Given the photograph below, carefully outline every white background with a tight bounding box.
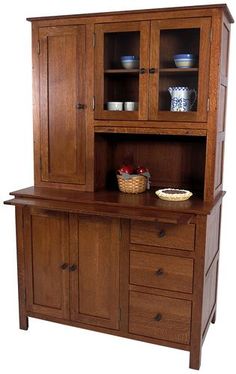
[0,0,235,373]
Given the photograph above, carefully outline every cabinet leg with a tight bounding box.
[211,310,216,324]
[189,347,202,370]
[19,314,29,330]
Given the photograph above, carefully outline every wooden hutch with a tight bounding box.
[5,4,233,370]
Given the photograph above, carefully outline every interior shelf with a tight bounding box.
[159,68,199,74]
[104,69,140,74]
[95,133,206,196]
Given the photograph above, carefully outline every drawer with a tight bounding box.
[129,291,191,345]
[130,220,195,251]
[130,251,193,293]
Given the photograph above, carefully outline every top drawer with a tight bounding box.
[130,220,195,251]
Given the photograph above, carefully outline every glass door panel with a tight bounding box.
[95,22,150,120]
[149,18,211,122]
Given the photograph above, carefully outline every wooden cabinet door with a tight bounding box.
[149,18,211,122]
[94,21,150,120]
[70,215,120,330]
[39,26,86,185]
[24,208,70,319]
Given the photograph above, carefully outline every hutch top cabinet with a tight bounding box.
[5,4,233,371]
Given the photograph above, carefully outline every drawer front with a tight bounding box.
[130,221,195,251]
[129,291,191,344]
[130,251,193,293]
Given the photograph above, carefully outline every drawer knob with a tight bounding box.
[60,263,68,270]
[154,313,162,322]
[69,264,77,272]
[156,268,164,276]
[159,229,166,238]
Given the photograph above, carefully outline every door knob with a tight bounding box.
[69,264,77,272]
[76,103,86,110]
[139,68,146,74]
[149,67,157,74]
[60,263,68,270]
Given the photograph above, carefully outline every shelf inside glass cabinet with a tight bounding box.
[157,27,200,113]
[103,31,140,112]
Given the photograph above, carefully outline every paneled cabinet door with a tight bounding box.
[24,208,70,319]
[70,215,120,330]
[39,26,86,185]
[94,21,150,120]
[149,17,211,122]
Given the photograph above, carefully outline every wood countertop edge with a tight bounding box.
[5,189,226,216]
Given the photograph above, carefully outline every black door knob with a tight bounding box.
[149,67,157,74]
[60,263,68,270]
[69,264,77,272]
[76,103,86,110]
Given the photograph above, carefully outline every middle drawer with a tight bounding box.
[130,250,194,293]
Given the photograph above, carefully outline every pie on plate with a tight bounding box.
[155,188,193,201]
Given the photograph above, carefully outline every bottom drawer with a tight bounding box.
[129,291,191,345]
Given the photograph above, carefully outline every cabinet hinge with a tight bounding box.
[37,40,40,55]
[92,96,95,111]
[207,98,210,112]
[93,33,96,48]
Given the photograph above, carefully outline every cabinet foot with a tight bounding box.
[211,311,216,324]
[19,315,29,330]
[189,349,201,370]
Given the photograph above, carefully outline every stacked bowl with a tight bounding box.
[174,54,195,68]
[121,55,139,69]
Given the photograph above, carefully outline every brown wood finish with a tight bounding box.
[39,26,86,186]
[24,208,70,319]
[130,251,194,293]
[5,4,233,371]
[8,186,225,216]
[130,220,195,251]
[118,219,130,333]
[70,214,120,329]
[149,18,211,122]
[189,214,207,370]
[214,13,231,198]
[15,207,29,330]
[26,5,233,27]
[94,133,206,193]
[129,291,192,344]
[95,21,150,120]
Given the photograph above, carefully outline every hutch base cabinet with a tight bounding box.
[5,4,233,370]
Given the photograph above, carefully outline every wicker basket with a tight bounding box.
[117,174,147,194]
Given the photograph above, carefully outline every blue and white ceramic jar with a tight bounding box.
[168,86,197,112]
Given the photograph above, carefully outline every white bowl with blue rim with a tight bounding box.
[121,56,139,69]
[174,54,195,68]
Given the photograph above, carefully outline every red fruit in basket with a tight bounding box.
[118,164,134,174]
[136,166,148,174]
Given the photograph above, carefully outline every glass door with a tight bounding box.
[95,21,150,120]
[149,18,211,122]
